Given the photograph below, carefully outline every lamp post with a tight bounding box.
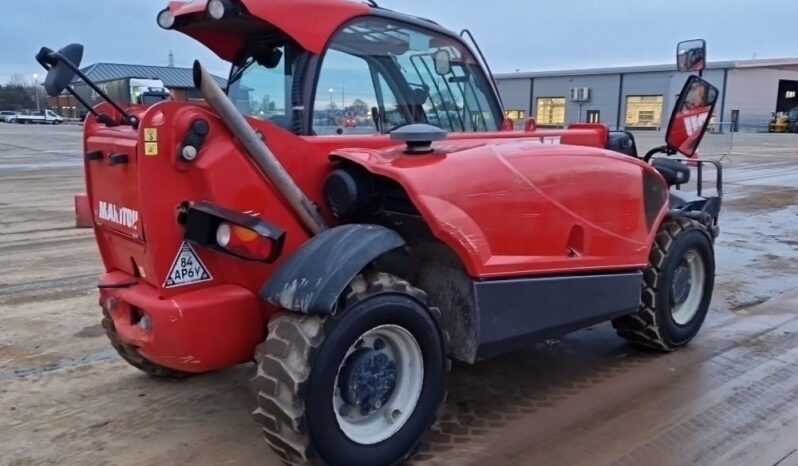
[32,73,40,112]
[328,88,334,109]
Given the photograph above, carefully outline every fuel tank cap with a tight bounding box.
[389,124,448,155]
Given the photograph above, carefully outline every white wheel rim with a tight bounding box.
[333,324,424,445]
[670,249,706,325]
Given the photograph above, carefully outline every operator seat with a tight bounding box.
[652,158,691,186]
[410,88,430,123]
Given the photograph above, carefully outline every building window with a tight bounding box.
[536,97,566,126]
[505,110,526,120]
[787,90,797,99]
[625,95,664,129]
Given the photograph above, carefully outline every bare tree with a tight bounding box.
[9,74,27,87]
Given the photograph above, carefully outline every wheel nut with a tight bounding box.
[373,338,386,350]
[388,409,402,423]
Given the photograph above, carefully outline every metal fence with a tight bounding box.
[698,122,734,158]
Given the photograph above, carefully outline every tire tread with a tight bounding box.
[251,272,441,465]
[612,217,709,351]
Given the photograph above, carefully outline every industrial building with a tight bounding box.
[496,58,798,132]
[47,63,226,117]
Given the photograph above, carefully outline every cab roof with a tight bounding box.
[168,0,371,60]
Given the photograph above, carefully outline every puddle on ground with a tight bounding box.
[726,187,798,213]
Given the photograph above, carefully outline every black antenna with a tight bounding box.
[460,29,503,110]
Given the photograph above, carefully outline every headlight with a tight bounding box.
[157,8,175,29]
[207,0,226,20]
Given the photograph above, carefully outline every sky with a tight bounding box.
[1,0,796,85]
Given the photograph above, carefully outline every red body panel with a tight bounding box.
[84,98,666,372]
[99,271,262,372]
[334,140,666,278]
[74,193,92,228]
[169,0,369,59]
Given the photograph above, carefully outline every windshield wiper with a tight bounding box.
[228,58,255,87]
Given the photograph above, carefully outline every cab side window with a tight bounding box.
[313,50,408,136]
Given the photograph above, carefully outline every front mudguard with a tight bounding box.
[261,224,405,314]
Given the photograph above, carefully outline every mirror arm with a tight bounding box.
[60,84,117,126]
[643,145,670,163]
[47,51,138,127]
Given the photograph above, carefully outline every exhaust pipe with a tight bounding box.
[193,60,327,236]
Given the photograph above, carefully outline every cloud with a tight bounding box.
[2,0,794,83]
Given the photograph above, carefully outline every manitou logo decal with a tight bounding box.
[98,201,139,229]
[684,112,710,136]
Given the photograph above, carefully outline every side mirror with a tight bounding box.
[677,39,706,73]
[38,43,84,97]
[434,50,452,76]
[666,75,719,157]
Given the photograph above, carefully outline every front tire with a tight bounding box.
[251,272,446,466]
[613,217,715,350]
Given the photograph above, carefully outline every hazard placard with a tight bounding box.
[164,242,212,288]
[144,142,159,157]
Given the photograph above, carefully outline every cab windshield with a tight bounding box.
[314,18,502,135]
[226,18,502,135]
[227,40,298,130]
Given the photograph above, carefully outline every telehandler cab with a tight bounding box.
[37,2,722,464]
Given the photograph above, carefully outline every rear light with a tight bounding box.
[183,202,286,263]
[216,223,232,247]
[215,222,277,261]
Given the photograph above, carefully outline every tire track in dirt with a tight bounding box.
[0,235,93,256]
[415,311,798,465]
[0,274,98,305]
[612,341,798,465]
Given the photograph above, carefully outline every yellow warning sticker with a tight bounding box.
[144,142,159,157]
[144,128,158,142]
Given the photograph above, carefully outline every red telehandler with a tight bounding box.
[36,3,722,464]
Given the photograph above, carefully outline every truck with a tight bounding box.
[36,1,723,465]
[71,78,171,118]
[14,109,64,125]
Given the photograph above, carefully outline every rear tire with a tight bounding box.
[612,217,715,351]
[101,307,193,379]
[251,272,446,466]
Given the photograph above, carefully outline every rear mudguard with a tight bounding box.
[262,224,405,314]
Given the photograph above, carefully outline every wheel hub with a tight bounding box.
[339,346,397,416]
[671,263,693,306]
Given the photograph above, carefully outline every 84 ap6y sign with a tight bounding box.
[164,242,213,288]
